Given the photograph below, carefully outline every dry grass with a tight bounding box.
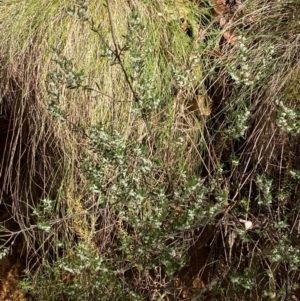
[0,0,300,300]
[0,0,200,234]
[0,0,206,297]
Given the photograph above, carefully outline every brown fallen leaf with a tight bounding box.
[196,94,212,116]
[174,277,182,288]
[182,289,193,299]
[219,16,228,28]
[192,277,205,289]
[223,30,238,45]
[211,0,226,15]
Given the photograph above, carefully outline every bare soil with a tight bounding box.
[0,213,26,301]
[0,117,26,301]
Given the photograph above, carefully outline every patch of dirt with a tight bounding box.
[0,256,26,301]
[0,209,27,301]
[175,228,214,300]
[0,116,27,301]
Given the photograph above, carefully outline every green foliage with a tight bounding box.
[4,0,300,300]
[20,1,215,300]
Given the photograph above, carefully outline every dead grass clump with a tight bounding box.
[194,0,300,299]
[0,0,208,299]
[1,0,300,300]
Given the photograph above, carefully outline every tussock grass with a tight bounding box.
[197,0,300,299]
[0,0,198,201]
[0,0,204,293]
[1,0,300,300]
